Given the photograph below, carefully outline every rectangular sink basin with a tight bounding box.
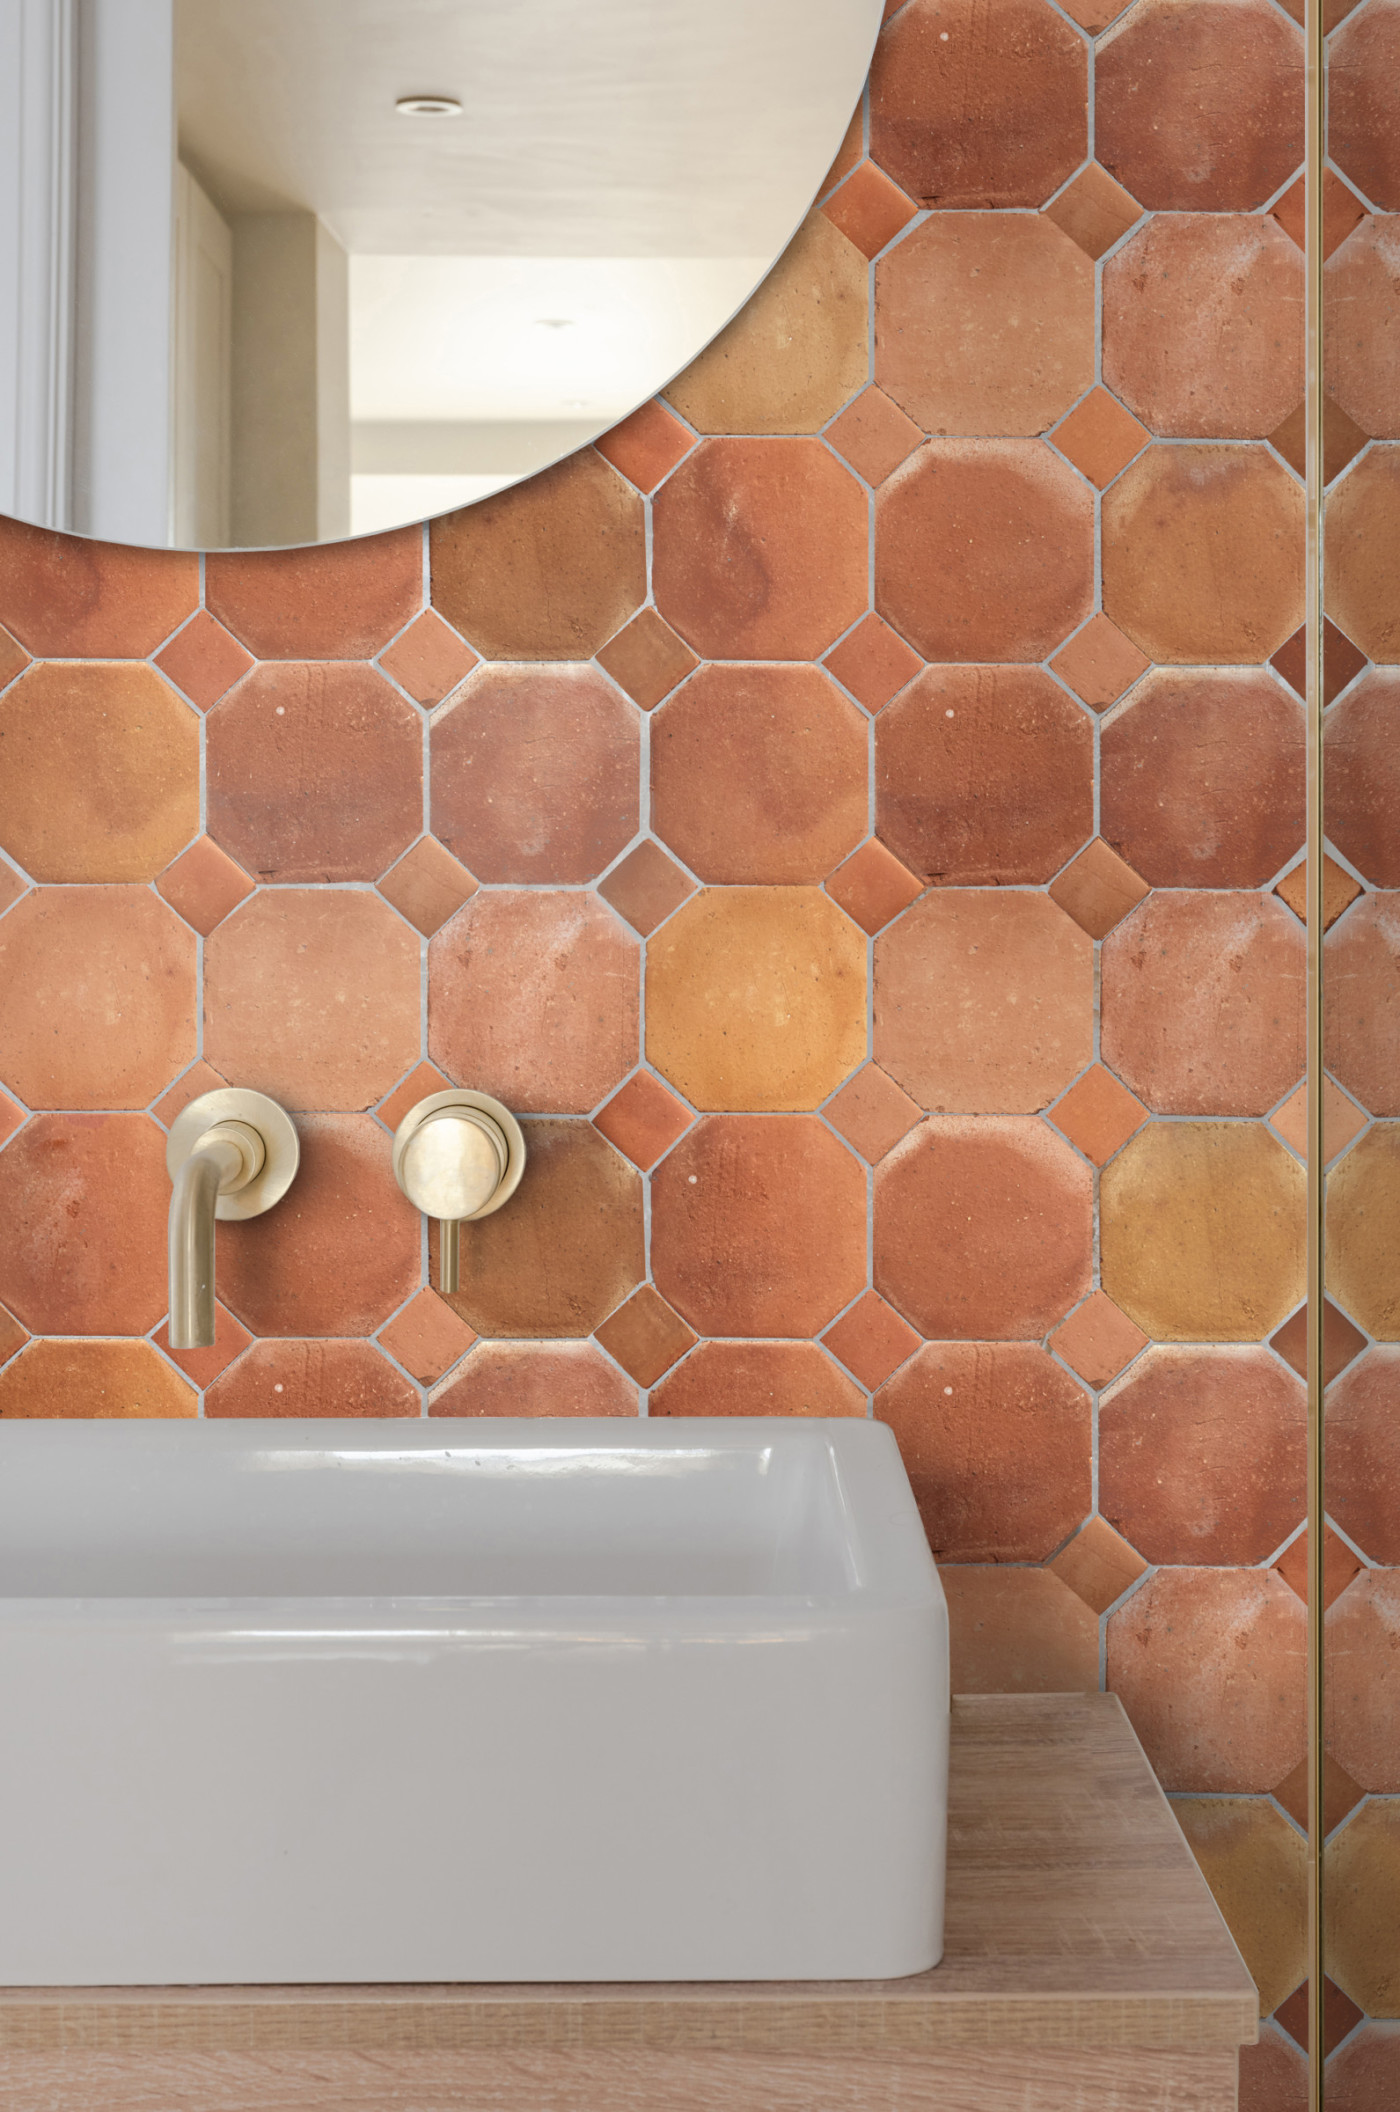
[0,1417,948,1985]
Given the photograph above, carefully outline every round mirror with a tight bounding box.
[0,0,880,551]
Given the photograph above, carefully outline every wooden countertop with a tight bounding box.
[0,1694,1257,2058]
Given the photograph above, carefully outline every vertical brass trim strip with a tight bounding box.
[1304,0,1325,2097]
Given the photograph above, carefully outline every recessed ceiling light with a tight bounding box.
[534,317,574,330]
[395,95,462,116]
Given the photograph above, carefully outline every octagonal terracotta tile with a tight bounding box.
[1327,1123,1400,1335]
[0,518,197,658]
[940,1567,1099,1694]
[1328,0,1400,210]
[1326,1573,1400,1794]
[1173,1800,1307,2017]
[650,1340,864,1418]
[431,1339,636,1417]
[1326,669,1400,883]
[1326,448,1400,661]
[205,528,422,660]
[1326,1347,1400,1563]
[0,1338,196,1419]
[0,1113,169,1334]
[1326,218,1400,439]
[206,1339,417,1419]
[1327,2023,1400,2112]
[1326,1803,1400,2020]
[1326,893,1400,1115]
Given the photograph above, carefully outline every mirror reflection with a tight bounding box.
[0,0,878,550]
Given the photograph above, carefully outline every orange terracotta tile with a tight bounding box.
[1050,1292,1149,1388]
[1104,444,1305,663]
[207,662,422,883]
[653,438,867,660]
[1273,1976,1364,2058]
[877,441,1094,661]
[1269,1077,1367,1161]
[0,663,199,882]
[664,214,868,438]
[1330,0,1400,210]
[823,613,923,710]
[1271,168,1367,259]
[0,1113,168,1333]
[1042,163,1143,260]
[824,389,924,488]
[875,1117,1092,1338]
[596,608,698,712]
[1095,0,1304,211]
[1050,387,1150,488]
[1326,1804,1400,2015]
[1174,1800,1307,2018]
[1328,1124,1400,1334]
[0,1303,29,1368]
[651,1115,866,1337]
[218,1114,419,1337]
[155,837,254,936]
[652,665,866,884]
[876,665,1093,881]
[377,837,478,936]
[205,889,419,1112]
[650,1340,864,1419]
[431,1123,643,1340]
[431,1339,636,1417]
[151,1061,228,1129]
[881,1342,1091,1561]
[1103,668,1306,888]
[1047,837,1150,940]
[430,451,645,658]
[1272,1525,1364,1610]
[1101,1346,1306,1564]
[1326,1573,1400,1793]
[1269,395,1369,485]
[0,623,30,691]
[1270,1297,1367,1386]
[1328,2023,1400,2111]
[1326,447,1400,660]
[0,517,197,657]
[645,888,866,1113]
[0,887,195,1110]
[592,1071,693,1170]
[377,1289,477,1385]
[1327,1348,1400,1564]
[870,0,1087,209]
[826,840,923,935]
[375,1062,452,1137]
[206,1339,417,1418]
[1326,670,1400,885]
[876,213,1093,438]
[204,527,422,659]
[1272,1752,1363,1837]
[594,1285,696,1387]
[823,1064,922,1164]
[875,891,1093,1114]
[0,860,27,918]
[1270,618,1368,706]
[432,665,638,884]
[0,1338,196,1419]
[1103,892,1305,1116]
[1049,1064,1147,1166]
[1050,616,1150,710]
[152,1301,252,1389]
[0,1089,25,1150]
[1104,215,1305,439]
[1048,1515,1148,1615]
[430,890,638,1114]
[1108,1568,1306,1790]
[940,1567,1098,1694]
[821,159,918,258]
[1102,1122,1306,1341]
[593,400,695,493]
[377,609,478,705]
[823,1292,921,1390]
[1325,896,1400,1116]
[153,610,253,709]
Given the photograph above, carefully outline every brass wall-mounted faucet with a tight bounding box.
[166,1089,300,1349]
[392,1090,525,1294]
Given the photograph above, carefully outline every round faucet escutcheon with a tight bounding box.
[391,1090,526,1295]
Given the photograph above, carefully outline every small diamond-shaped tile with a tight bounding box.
[1052,388,1149,488]
[0,1087,26,1150]
[1269,1077,1367,1161]
[595,1285,696,1386]
[152,1061,228,1129]
[154,609,254,710]
[0,1301,29,1367]
[823,1292,920,1390]
[1269,397,1368,485]
[1271,168,1367,259]
[596,607,698,710]
[1048,1516,1147,1614]
[1051,615,1150,710]
[823,1064,921,1163]
[153,1301,251,1389]
[156,836,255,936]
[1050,1065,1147,1165]
[376,1061,452,1135]
[597,840,695,935]
[1273,1978,1365,2058]
[1269,1298,1367,1386]
[378,610,478,705]
[0,859,28,917]
[379,1289,477,1384]
[820,160,918,259]
[594,1070,692,1169]
[1269,621,1368,706]
[378,836,478,936]
[1048,837,1149,940]
[595,400,694,493]
[825,389,924,488]
[824,613,922,710]
[826,840,922,934]
[1273,1753,1364,1838]
[1273,1525,1364,1611]
[1273,854,1363,931]
[0,624,30,691]
[1050,1291,1148,1388]
[1043,164,1142,261]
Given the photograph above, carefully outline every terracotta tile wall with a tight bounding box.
[1320,0,1400,2098]
[0,0,1371,2081]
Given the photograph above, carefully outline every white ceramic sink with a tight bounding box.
[0,1417,948,1985]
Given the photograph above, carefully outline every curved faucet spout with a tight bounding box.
[167,1126,263,1350]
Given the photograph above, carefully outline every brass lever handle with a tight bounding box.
[391,1091,526,1294]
